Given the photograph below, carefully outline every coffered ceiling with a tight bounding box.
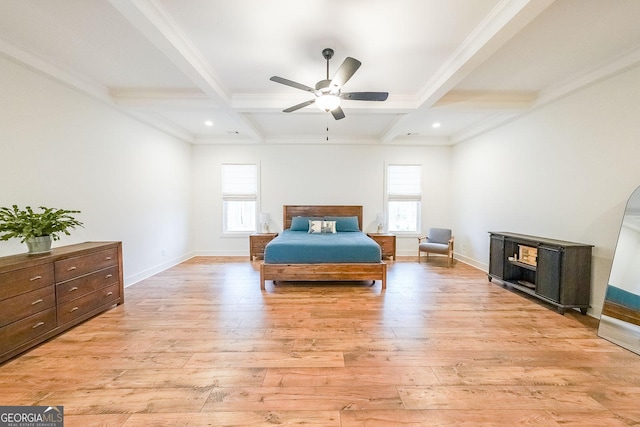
[1,0,639,145]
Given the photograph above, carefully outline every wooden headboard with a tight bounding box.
[282,205,363,230]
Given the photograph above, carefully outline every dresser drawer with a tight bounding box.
[377,239,394,252]
[57,283,120,325]
[55,248,118,282]
[367,233,396,259]
[56,265,119,304]
[0,285,55,328]
[0,264,54,301]
[0,308,56,354]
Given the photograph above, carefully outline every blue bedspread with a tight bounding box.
[264,230,381,263]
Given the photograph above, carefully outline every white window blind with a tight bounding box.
[222,164,257,233]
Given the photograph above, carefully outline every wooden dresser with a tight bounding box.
[0,242,123,364]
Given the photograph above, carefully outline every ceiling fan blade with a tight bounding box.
[270,76,317,93]
[283,99,316,113]
[340,92,389,101]
[331,106,345,120]
[330,57,361,88]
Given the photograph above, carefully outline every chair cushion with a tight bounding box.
[419,242,450,254]
[428,228,451,244]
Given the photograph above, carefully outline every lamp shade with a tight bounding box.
[376,213,385,233]
[260,213,271,233]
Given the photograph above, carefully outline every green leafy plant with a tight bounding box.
[0,205,84,243]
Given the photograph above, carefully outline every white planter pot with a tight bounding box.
[26,235,52,254]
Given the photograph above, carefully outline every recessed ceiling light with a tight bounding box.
[432,122,441,128]
[204,120,214,127]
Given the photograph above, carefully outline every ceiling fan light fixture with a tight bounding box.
[316,94,341,112]
[270,48,387,119]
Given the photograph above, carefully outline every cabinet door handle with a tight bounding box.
[31,299,44,305]
[30,275,42,281]
[69,307,79,313]
[106,274,113,279]
[67,266,77,271]
[32,322,45,329]
[69,287,78,292]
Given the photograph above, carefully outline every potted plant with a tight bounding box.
[0,205,84,254]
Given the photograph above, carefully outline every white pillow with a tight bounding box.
[308,220,336,234]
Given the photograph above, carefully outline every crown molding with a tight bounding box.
[534,44,640,109]
[451,45,640,144]
[0,34,111,103]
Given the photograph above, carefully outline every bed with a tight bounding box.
[259,205,387,290]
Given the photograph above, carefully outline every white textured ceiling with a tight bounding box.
[0,0,639,145]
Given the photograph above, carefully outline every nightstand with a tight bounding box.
[250,233,278,260]
[367,233,396,260]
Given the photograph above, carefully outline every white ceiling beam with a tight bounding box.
[107,0,264,142]
[381,0,555,143]
[434,90,536,110]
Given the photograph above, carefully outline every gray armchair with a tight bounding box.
[418,228,454,267]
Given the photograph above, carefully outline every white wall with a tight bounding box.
[0,56,194,285]
[451,65,640,316]
[192,143,452,256]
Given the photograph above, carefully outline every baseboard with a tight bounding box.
[194,250,247,257]
[453,253,488,272]
[124,251,196,287]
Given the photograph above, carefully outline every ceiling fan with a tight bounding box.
[270,48,389,120]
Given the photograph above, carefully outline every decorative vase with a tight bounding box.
[26,235,52,254]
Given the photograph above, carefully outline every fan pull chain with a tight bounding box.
[326,115,330,141]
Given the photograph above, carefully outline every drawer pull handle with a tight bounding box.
[106,292,113,296]
[32,322,45,329]
[69,287,78,292]
[106,256,112,260]
[106,274,113,279]
[30,275,42,281]
[31,299,44,305]
[70,307,79,313]
[67,266,77,271]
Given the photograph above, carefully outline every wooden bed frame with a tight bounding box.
[259,205,387,290]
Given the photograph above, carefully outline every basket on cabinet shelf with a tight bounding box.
[518,245,538,266]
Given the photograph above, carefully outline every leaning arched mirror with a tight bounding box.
[598,186,640,355]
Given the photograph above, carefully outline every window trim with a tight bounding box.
[221,163,259,235]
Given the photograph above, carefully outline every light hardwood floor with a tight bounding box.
[1,257,640,426]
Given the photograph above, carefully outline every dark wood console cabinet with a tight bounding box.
[488,232,592,314]
[0,241,123,364]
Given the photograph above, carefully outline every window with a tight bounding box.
[222,164,257,233]
[386,164,421,233]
